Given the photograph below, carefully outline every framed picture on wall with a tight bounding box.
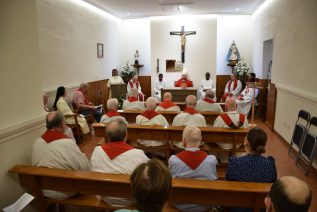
[97,43,103,58]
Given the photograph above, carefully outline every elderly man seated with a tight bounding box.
[122,88,145,111]
[195,90,223,112]
[136,97,169,148]
[127,75,144,101]
[155,92,181,112]
[32,111,90,200]
[90,119,149,207]
[169,125,217,212]
[100,98,127,124]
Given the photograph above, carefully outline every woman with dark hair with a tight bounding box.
[226,127,277,212]
[54,86,90,135]
[116,159,172,212]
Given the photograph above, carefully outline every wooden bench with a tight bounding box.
[118,110,221,124]
[9,165,271,212]
[92,123,248,158]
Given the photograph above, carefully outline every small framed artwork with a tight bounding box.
[97,43,103,58]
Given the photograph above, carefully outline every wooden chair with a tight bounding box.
[64,114,82,143]
[72,102,95,125]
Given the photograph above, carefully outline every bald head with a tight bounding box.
[46,111,64,130]
[129,88,138,98]
[225,97,237,112]
[163,92,172,101]
[106,119,127,142]
[182,125,202,147]
[107,98,119,110]
[268,176,311,212]
[185,95,197,108]
[146,97,157,110]
[205,90,215,99]
[132,75,138,82]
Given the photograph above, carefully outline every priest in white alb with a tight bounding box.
[198,72,215,99]
[155,92,181,112]
[122,88,145,111]
[107,69,124,98]
[195,90,223,113]
[154,73,166,102]
[221,74,242,101]
[100,98,127,124]
[127,75,144,101]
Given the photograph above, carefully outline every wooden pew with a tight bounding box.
[9,165,271,212]
[118,110,221,124]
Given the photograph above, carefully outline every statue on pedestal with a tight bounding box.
[134,50,139,65]
[226,41,241,67]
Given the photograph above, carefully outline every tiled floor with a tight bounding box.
[79,118,317,211]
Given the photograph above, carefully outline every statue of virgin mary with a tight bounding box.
[226,40,241,66]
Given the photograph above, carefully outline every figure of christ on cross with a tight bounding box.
[170,26,196,63]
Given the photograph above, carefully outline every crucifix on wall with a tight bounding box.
[170,26,196,63]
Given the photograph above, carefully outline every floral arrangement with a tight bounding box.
[234,59,250,78]
[117,94,126,110]
[120,61,135,82]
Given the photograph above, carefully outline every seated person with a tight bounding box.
[136,97,169,147]
[169,125,217,212]
[154,73,166,102]
[53,86,90,134]
[221,74,242,101]
[115,159,172,212]
[155,92,181,112]
[31,111,90,200]
[107,69,124,98]
[122,88,145,111]
[226,127,277,212]
[175,72,193,88]
[100,98,127,124]
[127,75,144,101]
[265,176,312,212]
[72,82,102,122]
[195,90,223,112]
[172,95,207,127]
[90,119,149,207]
[199,72,215,99]
[214,97,248,150]
[236,73,258,116]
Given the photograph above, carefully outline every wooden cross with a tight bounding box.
[170,26,196,63]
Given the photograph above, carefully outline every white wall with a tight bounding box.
[0,0,45,210]
[37,0,122,91]
[252,0,317,164]
[150,15,217,92]
[216,15,252,75]
[119,19,151,76]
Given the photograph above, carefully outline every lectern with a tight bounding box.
[111,84,127,99]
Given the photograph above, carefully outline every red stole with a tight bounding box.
[176,150,208,170]
[106,110,120,117]
[41,130,68,143]
[127,97,138,102]
[238,85,249,100]
[101,141,134,160]
[228,79,238,92]
[220,113,245,129]
[128,80,139,89]
[159,100,177,109]
[175,78,193,87]
[184,107,198,115]
[77,88,89,104]
[141,110,160,120]
[202,98,215,104]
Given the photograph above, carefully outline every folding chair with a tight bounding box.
[296,117,317,175]
[288,110,310,160]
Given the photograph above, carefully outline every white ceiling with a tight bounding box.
[84,0,266,19]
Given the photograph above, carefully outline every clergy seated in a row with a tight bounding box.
[236,73,258,116]
[221,74,242,102]
[155,92,181,112]
[53,86,90,135]
[195,90,223,112]
[127,75,144,101]
[198,72,215,99]
[136,97,168,153]
[100,98,127,124]
[90,119,149,207]
[169,125,217,212]
[122,88,145,111]
[175,73,193,88]
[31,111,90,200]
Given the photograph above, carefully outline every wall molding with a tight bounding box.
[0,115,46,144]
[276,84,317,106]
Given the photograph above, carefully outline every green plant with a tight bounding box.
[117,94,126,110]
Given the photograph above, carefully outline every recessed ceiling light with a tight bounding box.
[127,12,130,15]
[236,8,240,11]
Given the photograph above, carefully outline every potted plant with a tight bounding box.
[120,61,135,83]
[234,59,250,83]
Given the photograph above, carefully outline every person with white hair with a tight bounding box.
[127,75,144,101]
[175,71,193,88]
[100,98,127,124]
[198,72,215,99]
[122,88,145,111]
[172,95,207,127]
[195,90,223,112]
[155,92,181,112]
[168,125,217,212]
[136,97,168,147]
